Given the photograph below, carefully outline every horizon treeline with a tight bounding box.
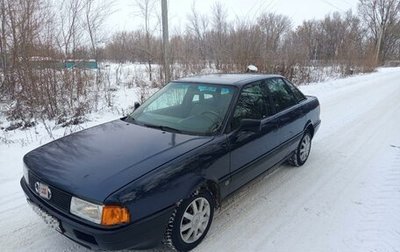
[0,0,399,125]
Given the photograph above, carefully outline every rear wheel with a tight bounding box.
[165,191,214,251]
[289,131,312,167]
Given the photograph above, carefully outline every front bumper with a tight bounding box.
[21,178,174,250]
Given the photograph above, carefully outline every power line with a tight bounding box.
[268,0,280,13]
[253,0,278,18]
[245,0,264,17]
[339,0,355,8]
[319,0,345,12]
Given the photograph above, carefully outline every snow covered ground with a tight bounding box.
[1,68,400,251]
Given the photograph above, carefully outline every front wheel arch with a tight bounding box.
[185,179,221,209]
[164,190,215,251]
[199,180,221,209]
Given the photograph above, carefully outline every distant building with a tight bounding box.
[28,57,98,69]
[64,59,98,69]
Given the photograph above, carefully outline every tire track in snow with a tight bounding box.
[352,147,400,252]
[337,92,400,252]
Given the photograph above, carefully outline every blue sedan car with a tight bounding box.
[21,74,320,251]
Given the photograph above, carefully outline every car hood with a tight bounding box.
[24,119,212,202]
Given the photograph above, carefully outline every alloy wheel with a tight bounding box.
[179,197,211,244]
[299,134,311,162]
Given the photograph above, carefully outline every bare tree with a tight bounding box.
[257,13,292,54]
[134,0,159,81]
[83,0,110,60]
[229,19,263,71]
[358,0,400,64]
[187,2,209,65]
[257,12,292,72]
[210,2,229,70]
[56,0,84,58]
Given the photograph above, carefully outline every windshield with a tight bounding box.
[129,82,236,135]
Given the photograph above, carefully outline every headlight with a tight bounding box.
[70,197,103,224]
[70,197,130,226]
[23,163,29,184]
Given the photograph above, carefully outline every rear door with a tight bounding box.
[266,78,306,159]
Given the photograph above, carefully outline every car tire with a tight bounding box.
[289,131,312,167]
[164,191,214,251]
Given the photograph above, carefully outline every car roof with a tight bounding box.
[173,74,283,86]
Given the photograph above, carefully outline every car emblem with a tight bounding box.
[34,182,52,200]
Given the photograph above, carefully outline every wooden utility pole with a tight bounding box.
[161,0,170,84]
[375,25,384,65]
[1,0,7,83]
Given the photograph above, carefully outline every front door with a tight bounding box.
[226,81,280,193]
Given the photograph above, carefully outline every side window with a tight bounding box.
[283,79,306,102]
[266,78,298,113]
[231,82,272,130]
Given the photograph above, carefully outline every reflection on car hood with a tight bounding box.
[24,119,212,202]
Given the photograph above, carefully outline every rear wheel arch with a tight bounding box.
[289,128,313,167]
[304,121,315,138]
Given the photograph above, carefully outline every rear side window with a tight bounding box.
[266,78,298,113]
[283,79,306,102]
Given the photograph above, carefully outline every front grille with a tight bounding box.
[28,172,72,213]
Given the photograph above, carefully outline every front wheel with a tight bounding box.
[165,191,214,251]
[289,131,312,167]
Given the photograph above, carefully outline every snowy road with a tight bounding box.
[1,68,400,251]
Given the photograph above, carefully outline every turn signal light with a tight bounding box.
[101,205,130,226]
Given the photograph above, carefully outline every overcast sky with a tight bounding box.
[106,0,360,33]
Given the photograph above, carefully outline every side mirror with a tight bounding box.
[239,119,261,132]
[134,102,141,110]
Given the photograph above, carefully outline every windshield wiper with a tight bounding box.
[143,124,183,133]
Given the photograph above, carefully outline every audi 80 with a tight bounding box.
[21,74,320,251]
